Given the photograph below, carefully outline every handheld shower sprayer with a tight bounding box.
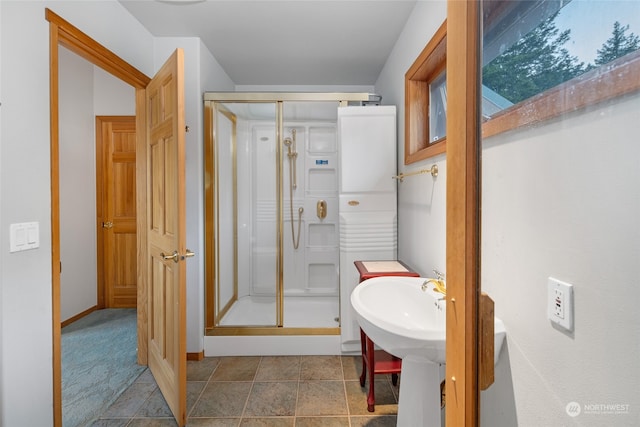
[285,129,298,189]
[285,128,303,249]
[284,136,292,150]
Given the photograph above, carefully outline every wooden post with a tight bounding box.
[445,0,482,425]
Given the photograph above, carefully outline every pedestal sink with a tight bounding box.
[351,276,506,426]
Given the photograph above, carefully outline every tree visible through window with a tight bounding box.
[482,1,640,113]
[594,21,640,66]
[483,12,585,104]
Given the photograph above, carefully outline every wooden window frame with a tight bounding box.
[404,20,447,164]
[409,2,640,165]
[482,49,640,138]
[480,0,640,138]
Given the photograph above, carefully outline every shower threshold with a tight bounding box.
[205,296,343,355]
[216,295,340,329]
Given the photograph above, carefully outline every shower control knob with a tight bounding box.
[317,200,327,219]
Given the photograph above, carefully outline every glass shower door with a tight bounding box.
[212,102,279,327]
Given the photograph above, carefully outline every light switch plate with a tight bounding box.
[10,222,39,253]
[548,277,574,331]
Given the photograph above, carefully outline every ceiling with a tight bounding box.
[118,0,417,86]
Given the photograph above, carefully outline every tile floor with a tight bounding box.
[91,355,398,426]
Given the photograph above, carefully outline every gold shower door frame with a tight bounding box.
[207,103,239,327]
[204,92,369,336]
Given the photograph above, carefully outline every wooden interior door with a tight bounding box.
[145,49,187,426]
[97,116,137,308]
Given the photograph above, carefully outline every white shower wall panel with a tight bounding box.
[305,197,338,247]
[244,121,339,298]
[307,167,338,193]
[308,126,337,152]
[306,129,337,195]
[303,124,339,296]
[305,248,339,294]
[249,125,278,296]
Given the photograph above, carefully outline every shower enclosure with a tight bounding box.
[204,93,372,336]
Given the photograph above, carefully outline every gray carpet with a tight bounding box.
[62,308,145,427]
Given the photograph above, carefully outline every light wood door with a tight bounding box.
[145,49,187,426]
[97,116,137,308]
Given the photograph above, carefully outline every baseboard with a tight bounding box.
[61,305,98,327]
[187,351,204,361]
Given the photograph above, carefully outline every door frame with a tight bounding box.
[445,1,482,425]
[46,9,150,427]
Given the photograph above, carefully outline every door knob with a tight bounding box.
[317,200,327,219]
[161,251,179,263]
[181,249,195,260]
[102,221,113,229]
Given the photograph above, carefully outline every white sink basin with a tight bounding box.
[351,276,506,426]
[350,275,506,363]
[351,275,447,362]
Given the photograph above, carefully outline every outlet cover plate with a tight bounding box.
[548,277,573,331]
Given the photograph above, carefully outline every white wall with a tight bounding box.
[94,66,136,116]
[1,3,236,422]
[58,47,136,322]
[481,93,640,426]
[376,1,640,425]
[59,46,97,321]
[0,2,154,424]
[375,1,448,277]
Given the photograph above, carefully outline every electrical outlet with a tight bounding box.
[548,277,573,331]
[554,288,564,318]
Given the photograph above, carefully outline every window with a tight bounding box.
[481,0,640,137]
[429,71,447,143]
[404,20,447,164]
[405,2,639,160]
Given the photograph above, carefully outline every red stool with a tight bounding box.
[354,260,420,412]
